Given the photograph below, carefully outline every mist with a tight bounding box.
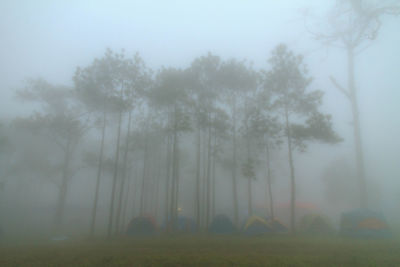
[0,1,400,265]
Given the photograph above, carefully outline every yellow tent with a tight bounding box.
[243,215,273,235]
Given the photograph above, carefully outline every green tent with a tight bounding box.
[243,216,273,235]
[299,214,334,234]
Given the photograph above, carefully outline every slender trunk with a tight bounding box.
[206,114,212,228]
[170,107,178,230]
[170,133,177,230]
[201,129,207,229]
[115,109,132,234]
[195,125,201,230]
[139,124,148,216]
[54,135,72,228]
[245,105,253,217]
[107,110,123,238]
[131,162,138,218]
[265,141,274,219]
[165,132,172,230]
[231,95,239,226]
[211,131,217,219]
[174,133,180,228]
[89,109,107,237]
[247,170,252,217]
[154,155,161,220]
[348,46,367,208]
[285,108,296,234]
[121,165,133,231]
[148,151,156,215]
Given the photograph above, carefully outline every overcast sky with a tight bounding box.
[1,0,399,216]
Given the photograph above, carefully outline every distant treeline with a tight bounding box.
[1,44,341,237]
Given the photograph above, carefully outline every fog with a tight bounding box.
[0,0,399,243]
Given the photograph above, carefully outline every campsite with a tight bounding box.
[1,0,400,266]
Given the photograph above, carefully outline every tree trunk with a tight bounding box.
[245,106,253,217]
[164,132,172,230]
[121,165,133,231]
[265,141,274,219]
[206,114,212,228]
[195,125,201,230]
[131,162,139,218]
[347,46,367,209]
[285,108,296,235]
[173,133,180,229]
[211,131,217,219]
[169,107,178,231]
[231,95,239,226]
[107,110,123,238]
[115,109,132,234]
[139,124,148,216]
[154,155,161,220]
[54,134,72,228]
[89,109,106,237]
[170,132,177,230]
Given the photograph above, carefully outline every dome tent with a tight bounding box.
[243,216,273,235]
[340,209,391,238]
[126,216,157,236]
[267,217,289,233]
[299,214,334,234]
[208,214,236,234]
[163,216,197,232]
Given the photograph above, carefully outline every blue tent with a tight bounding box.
[340,209,391,238]
[209,214,236,234]
[299,214,334,235]
[126,216,157,236]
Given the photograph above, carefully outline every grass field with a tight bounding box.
[1,235,400,266]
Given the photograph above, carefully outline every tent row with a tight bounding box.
[126,209,392,238]
[127,214,288,235]
[126,214,288,236]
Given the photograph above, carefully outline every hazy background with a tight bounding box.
[0,0,399,237]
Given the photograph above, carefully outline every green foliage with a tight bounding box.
[291,113,342,144]
[74,48,151,114]
[265,44,341,151]
[241,157,256,180]
[219,59,257,95]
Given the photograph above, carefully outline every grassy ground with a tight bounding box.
[1,235,400,266]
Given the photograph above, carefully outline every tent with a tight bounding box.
[163,216,197,232]
[299,214,334,234]
[243,216,273,235]
[126,216,157,236]
[208,214,236,234]
[340,209,391,238]
[267,218,289,233]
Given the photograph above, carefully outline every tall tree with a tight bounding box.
[248,76,283,220]
[75,49,116,237]
[240,76,259,217]
[114,53,150,234]
[16,79,87,229]
[265,44,341,234]
[149,68,191,231]
[305,0,400,208]
[189,53,221,229]
[219,59,257,226]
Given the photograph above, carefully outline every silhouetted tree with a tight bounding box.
[219,59,256,226]
[149,68,191,231]
[16,79,88,229]
[305,0,400,208]
[265,44,341,234]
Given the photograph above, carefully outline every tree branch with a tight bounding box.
[329,76,350,100]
